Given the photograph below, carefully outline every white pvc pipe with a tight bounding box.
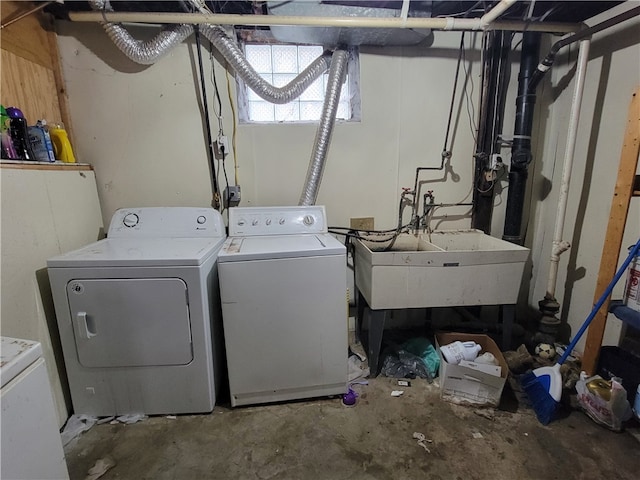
[480,0,517,28]
[67,11,580,33]
[546,38,591,298]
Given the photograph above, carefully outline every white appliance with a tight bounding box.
[1,337,69,480]
[47,207,226,416]
[218,206,348,407]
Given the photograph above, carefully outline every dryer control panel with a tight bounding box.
[229,206,327,236]
[108,207,225,238]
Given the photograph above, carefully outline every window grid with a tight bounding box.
[244,44,352,123]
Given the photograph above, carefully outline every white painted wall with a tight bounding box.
[1,168,103,426]
[56,3,639,352]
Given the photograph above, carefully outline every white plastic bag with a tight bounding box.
[576,372,632,431]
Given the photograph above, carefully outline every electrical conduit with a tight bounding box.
[299,49,348,206]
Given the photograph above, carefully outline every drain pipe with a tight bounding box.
[299,49,349,206]
[502,31,541,245]
[537,38,591,340]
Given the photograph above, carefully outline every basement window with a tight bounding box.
[237,44,360,123]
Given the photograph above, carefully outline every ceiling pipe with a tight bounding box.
[480,0,517,28]
[67,11,580,34]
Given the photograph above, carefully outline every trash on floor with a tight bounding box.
[576,373,632,431]
[436,333,508,407]
[474,408,495,421]
[391,390,404,397]
[412,432,432,453]
[348,354,370,382]
[503,344,534,374]
[61,414,98,446]
[84,457,116,480]
[398,380,411,387]
[471,431,484,439]
[380,337,439,380]
[342,386,358,407]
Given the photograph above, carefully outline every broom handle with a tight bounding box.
[558,238,640,365]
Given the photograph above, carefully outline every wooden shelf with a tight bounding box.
[1,160,92,171]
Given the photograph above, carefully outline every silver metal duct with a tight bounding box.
[299,49,348,206]
[89,2,331,103]
[200,25,331,104]
[89,0,193,65]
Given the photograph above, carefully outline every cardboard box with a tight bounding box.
[436,332,508,407]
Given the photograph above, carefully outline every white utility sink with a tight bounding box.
[354,229,530,310]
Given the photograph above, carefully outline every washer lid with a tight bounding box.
[217,233,345,262]
[47,236,226,268]
[1,337,42,388]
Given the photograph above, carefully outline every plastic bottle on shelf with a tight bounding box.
[28,120,56,162]
[6,107,36,160]
[1,105,18,159]
[48,123,76,163]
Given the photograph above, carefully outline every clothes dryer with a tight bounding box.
[48,207,226,416]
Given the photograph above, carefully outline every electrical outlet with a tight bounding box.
[214,136,229,159]
[224,185,241,208]
[350,217,375,231]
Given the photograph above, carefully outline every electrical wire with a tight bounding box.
[460,33,478,144]
[194,25,220,208]
[442,33,466,158]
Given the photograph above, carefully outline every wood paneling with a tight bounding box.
[0,1,54,69]
[1,49,61,123]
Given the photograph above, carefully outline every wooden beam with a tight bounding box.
[582,87,640,375]
[0,1,54,70]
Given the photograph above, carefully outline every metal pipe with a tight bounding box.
[528,5,640,92]
[299,49,349,206]
[545,38,591,299]
[503,31,541,245]
[480,0,517,28]
[67,11,580,33]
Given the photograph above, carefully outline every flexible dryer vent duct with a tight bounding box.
[88,1,331,103]
[299,49,348,206]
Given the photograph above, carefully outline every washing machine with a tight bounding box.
[218,206,348,407]
[48,207,226,416]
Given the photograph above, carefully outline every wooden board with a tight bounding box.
[0,1,54,70]
[1,161,92,171]
[1,48,62,124]
[582,87,640,375]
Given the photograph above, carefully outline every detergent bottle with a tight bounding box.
[6,107,36,160]
[0,105,18,159]
[48,123,76,163]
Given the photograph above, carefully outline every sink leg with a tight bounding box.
[356,289,366,344]
[368,309,387,378]
[501,304,515,350]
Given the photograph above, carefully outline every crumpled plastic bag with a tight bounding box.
[576,373,632,431]
[381,346,433,380]
[61,414,98,446]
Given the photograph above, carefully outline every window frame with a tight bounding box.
[236,44,361,124]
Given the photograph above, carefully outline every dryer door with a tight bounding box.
[66,278,192,368]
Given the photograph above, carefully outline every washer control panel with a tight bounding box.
[108,207,225,238]
[229,206,327,236]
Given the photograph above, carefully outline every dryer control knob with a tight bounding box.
[252,219,259,226]
[197,215,207,224]
[123,213,139,228]
[279,218,285,225]
[237,219,246,226]
[303,215,314,226]
[265,218,272,225]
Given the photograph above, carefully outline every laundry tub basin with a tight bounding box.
[354,229,530,310]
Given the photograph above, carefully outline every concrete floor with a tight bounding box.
[65,377,640,480]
